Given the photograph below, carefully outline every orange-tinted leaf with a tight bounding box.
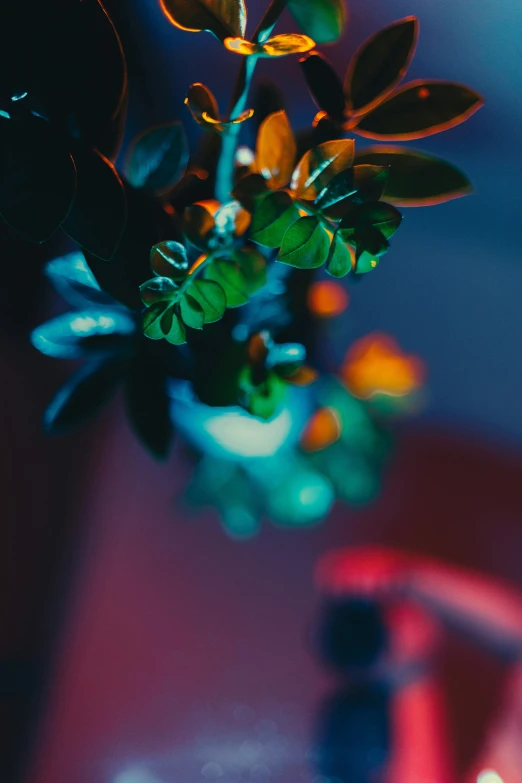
[345,17,418,114]
[201,108,254,132]
[224,37,259,55]
[261,33,315,57]
[225,34,315,57]
[255,110,296,189]
[354,145,473,206]
[353,80,484,140]
[291,139,354,200]
[300,52,346,124]
[160,0,246,41]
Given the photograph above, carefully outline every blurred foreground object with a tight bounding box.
[314,547,522,782]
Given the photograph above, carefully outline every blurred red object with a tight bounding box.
[315,546,522,783]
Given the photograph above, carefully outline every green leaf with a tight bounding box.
[143,302,170,339]
[288,0,347,44]
[233,247,267,295]
[31,309,136,359]
[278,216,331,269]
[299,52,346,124]
[354,250,380,274]
[291,139,355,200]
[180,293,205,329]
[0,115,77,242]
[62,146,127,261]
[140,276,178,306]
[44,359,123,434]
[317,164,389,211]
[255,111,296,189]
[205,260,249,307]
[326,234,353,277]
[353,145,473,206]
[183,203,216,249]
[185,83,220,126]
[239,367,287,420]
[339,202,402,240]
[125,122,188,192]
[250,191,300,248]
[232,172,269,211]
[351,228,389,273]
[188,279,227,322]
[345,17,418,114]
[45,252,115,306]
[125,353,174,460]
[354,81,484,140]
[161,307,187,344]
[150,240,189,279]
[160,0,246,41]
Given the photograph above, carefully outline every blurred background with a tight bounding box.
[1,0,522,781]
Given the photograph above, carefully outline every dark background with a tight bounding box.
[1,0,521,781]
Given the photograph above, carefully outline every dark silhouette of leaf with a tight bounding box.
[125,352,174,459]
[354,146,473,205]
[339,202,402,240]
[345,17,419,114]
[250,191,300,248]
[62,145,127,261]
[288,0,347,44]
[185,83,220,126]
[315,165,389,210]
[278,216,331,269]
[183,203,216,249]
[232,173,269,211]
[68,0,128,153]
[354,81,484,140]
[160,0,246,41]
[126,122,188,192]
[31,308,136,360]
[255,111,296,189]
[43,358,123,434]
[299,52,346,124]
[0,115,76,242]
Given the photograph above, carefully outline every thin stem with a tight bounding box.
[215,0,289,204]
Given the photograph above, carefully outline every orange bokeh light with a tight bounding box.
[301,407,342,452]
[342,333,424,399]
[308,281,350,318]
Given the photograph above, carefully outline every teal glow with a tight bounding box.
[170,383,311,460]
[31,309,135,359]
[203,407,293,458]
[0,110,10,119]
[268,469,334,525]
[11,92,28,101]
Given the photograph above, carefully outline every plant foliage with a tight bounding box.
[3,0,482,530]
